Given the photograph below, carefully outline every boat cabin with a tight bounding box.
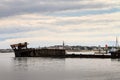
[10,42,28,50]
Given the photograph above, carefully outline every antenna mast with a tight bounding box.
[116,37,119,49]
[63,41,65,49]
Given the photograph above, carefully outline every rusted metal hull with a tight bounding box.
[13,48,120,58]
[13,48,66,58]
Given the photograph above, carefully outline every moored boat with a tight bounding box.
[10,42,66,57]
[10,42,120,58]
[109,37,120,58]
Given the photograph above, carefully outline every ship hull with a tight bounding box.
[13,48,66,57]
[110,51,120,58]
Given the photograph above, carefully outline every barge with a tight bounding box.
[10,42,65,57]
[10,42,120,58]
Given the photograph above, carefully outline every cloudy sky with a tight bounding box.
[0,0,120,48]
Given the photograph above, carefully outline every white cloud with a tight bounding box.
[0,0,120,48]
[0,12,120,48]
[0,12,119,33]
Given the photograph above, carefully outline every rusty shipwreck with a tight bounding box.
[10,42,66,57]
[10,42,120,58]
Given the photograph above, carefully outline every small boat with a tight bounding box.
[109,37,120,58]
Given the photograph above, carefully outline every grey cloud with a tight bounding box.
[55,19,119,26]
[0,26,32,34]
[0,25,58,34]
[0,0,113,18]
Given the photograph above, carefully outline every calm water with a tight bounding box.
[0,53,120,80]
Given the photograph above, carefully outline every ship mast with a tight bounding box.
[116,37,119,49]
[63,41,65,49]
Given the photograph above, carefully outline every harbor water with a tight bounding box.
[0,52,120,80]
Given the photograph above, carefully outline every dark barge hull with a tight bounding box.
[65,54,111,58]
[13,49,118,58]
[14,48,66,58]
[13,48,120,58]
[110,52,120,58]
[11,42,120,58]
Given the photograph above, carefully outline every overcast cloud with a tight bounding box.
[0,0,120,48]
[0,0,119,18]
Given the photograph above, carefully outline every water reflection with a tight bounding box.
[2,53,120,80]
[13,57,65,72]
[14,57,28,71]
[111,58,120,61]
[12,57,66,80]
